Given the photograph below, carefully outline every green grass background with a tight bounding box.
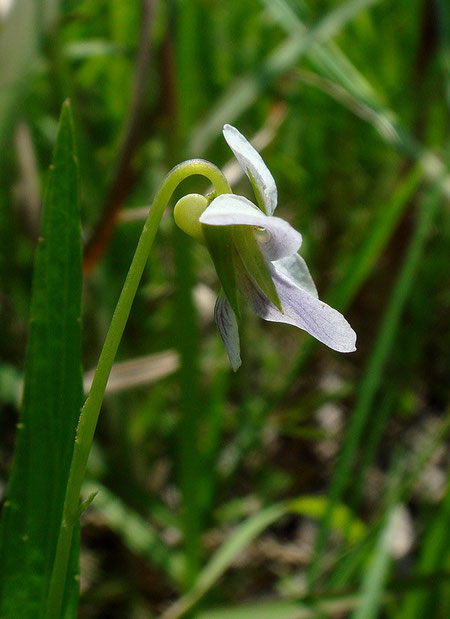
[0,0,448,617]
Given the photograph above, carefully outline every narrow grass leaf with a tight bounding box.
[0,0,38,141]
[308,188,442,587]
[261,0,450,199]
[351,508,397,619]
[326,413,450,591]
[197,600,318,619]
[263,0,378,104]
[82,482,182,584]
[196,595,372,619]
[188,0,382,155]
[436,0,450,107]
[196,571,450,618]
[160,503,287,619]
[0,101,82,618]
[327,164,424,310]
[274,162,423,404]
[161,496,365,619]
[288,496,367,545]
[399,485,450,618]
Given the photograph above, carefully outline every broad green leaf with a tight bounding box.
[232,225,282,312]
[203,224,240,318]
[0,101,83,618]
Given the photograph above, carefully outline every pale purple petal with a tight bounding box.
[214,292,242,371]
[238,263,356,353]
[223,124,278,215]
[199,194,302,260]
[272,254,318,298]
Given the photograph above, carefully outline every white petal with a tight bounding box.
[223,124,278,215]
[239,263,356,353]
[272,253,318,298]
[199,194,302,261]
[214,292,242,371]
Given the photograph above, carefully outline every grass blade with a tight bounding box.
[82,481,182,584]
[0,1,38,141]
[195,570,450,618]
[308,186,442,587]
[261,0,450,199]
[161,496,365,619]
[273,162,423,404]
[399,485,450,618]
[188,0,382,155]
[161,503,288,619]
[351,507,397,619]
[0,100,82,618]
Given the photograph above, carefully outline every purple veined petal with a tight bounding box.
[272,253,318,298]
[223,124,278,216]
[199,194,302,261]
[238,263,356,353]
[214,292,242,371]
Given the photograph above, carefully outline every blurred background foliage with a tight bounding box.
[0,0,449,617]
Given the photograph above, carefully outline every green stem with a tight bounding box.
[45,159,231,618]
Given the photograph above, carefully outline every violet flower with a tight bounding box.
[177,124,357,370]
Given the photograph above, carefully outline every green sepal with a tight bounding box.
[232,225,283,312]
[203,224,240,319]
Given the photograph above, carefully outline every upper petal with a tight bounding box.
[223,124,278,215]
[238,262,356,353]
[199,194,302,261]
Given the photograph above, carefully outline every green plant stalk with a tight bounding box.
[45,159,231,619]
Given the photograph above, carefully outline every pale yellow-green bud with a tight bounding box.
[174,193,209,242]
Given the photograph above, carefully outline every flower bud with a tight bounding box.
[174,193,209,242]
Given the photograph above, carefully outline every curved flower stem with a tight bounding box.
[45,159,231,619]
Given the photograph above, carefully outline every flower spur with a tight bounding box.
[175,124,357,370]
